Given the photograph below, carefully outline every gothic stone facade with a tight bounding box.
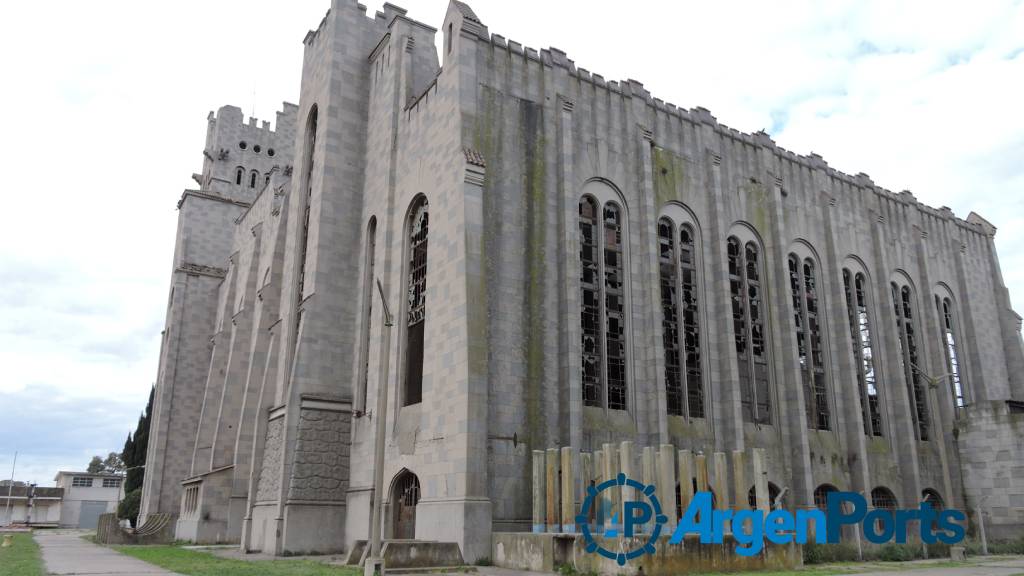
[141,0,1024,560]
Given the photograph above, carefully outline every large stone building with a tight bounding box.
[140,0,1024,560]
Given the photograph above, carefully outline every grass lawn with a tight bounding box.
[113,545,360,576]
[0,533,46,576]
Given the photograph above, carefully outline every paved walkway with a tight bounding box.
[35,531,180,576]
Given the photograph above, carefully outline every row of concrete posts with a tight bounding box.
[532,443,771,534]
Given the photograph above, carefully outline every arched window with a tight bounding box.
[748,482,782,510]
[249,170,258,189]
[403,198,429,407]
[578,194,629,411]
[936,296,967,413]
[871,486,897,511]
[296,106,318,299]
[789,255,830,430]
[658,217,704,418]
[729,236,771,424]
[265,174,271,187]
[235,167,244,186]
[357,217,377,414]
[892,281,928,440]
[814,484,839,511]
[843,269,883,436]
[922,488,944,510]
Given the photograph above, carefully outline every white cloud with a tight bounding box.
[0,0,1021,484]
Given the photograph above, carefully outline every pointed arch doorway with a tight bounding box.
[390,470,420,540]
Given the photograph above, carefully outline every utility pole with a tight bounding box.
[3,452,16,527]
[365,279,393,576]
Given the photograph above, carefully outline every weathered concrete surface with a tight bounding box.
[36,531,181,575]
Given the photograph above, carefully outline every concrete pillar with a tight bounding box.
[561,447,575,533]
[658,445,677,528]
[713,452,730,510]
[546,448,559,532]
[532,450,545,533]
[732,450,746,510]
[602,443,618,530]
[752,448,769,512]
[619,441,634,529]
[679,449,695,512]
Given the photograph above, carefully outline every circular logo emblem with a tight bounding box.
[577,473,667,566]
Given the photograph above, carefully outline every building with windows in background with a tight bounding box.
[139,0,1024,561]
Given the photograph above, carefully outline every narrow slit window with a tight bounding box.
[937,297,966,413]
[892,283,928,441]
[659,218,683,416]
[604,204,627,411]
[729,237,771,424]
[680,225,704,418]
[843,270,883,436]
[579,196,630,411]
[579,197,601,408]
[404,199,428,407]
[789,256,830,430]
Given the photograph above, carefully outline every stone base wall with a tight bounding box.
[957,401,1024,538]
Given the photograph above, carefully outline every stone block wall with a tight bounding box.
[957,401,1024,538]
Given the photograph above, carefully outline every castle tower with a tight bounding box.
[140,104,297,525]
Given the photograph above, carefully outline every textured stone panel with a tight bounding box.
[255,417,284,502]
[288,409,351,502]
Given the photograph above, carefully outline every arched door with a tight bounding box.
[391,471,420,540]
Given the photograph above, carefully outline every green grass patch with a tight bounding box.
[0,533,46,576]
[113,545,359,576]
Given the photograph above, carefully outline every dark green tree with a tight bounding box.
[117,489,142,528]
[124,386,154,493]
[86,455,104,473]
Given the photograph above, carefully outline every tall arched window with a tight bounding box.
[728,236,771,424]
[843,269,883,436]
[892,281,928,440]
[357,217,377,414]
[235,167,244,186]
[404,198,428,407]
[936,296,966,414]
[250,170,258,189]
[814,484,839,511]
[788,254,830,430]
[578,194,629,411]
[658,217,704,419]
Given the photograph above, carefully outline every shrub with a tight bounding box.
[803,542,861,564]
[474,556,493,566]
[117,489,142,528]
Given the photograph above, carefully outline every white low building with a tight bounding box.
[0,485,63,527]
[54,471,125,529]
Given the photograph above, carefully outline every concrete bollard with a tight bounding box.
[532,450,545,533]
[642,446,656,533]
[752,448,769,512]
[679,449,695,513]
[694,453,709,496]
[561,446,575,533]
[546,448,559,532]
[732,450,746,510]
[580,452,593,530]
[620,441,635,529]
[713,452,730,511]
[593,450,604,529]
[603,443,618,531]
[658,444,677,528]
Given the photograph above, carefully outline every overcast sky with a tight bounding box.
[1,0,1021,486]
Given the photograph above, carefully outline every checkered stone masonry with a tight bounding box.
[288,409,351,502]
